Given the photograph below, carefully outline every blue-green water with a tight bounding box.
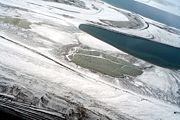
[79,24,180,69]
[103,0,180,29]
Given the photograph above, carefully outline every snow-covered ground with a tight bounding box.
[0,0,180,120]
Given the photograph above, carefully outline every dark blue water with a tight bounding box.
[79,24,180,69]
[103,0,180,29]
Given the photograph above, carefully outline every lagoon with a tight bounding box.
[79,24,180,69]
[102,0,180,29]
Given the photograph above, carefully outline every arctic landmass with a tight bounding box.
[0,0,180,120]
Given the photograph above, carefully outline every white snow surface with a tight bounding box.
[0,0,180,120]
[0,36,180,120]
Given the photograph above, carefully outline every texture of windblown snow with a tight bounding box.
[1,0,180,47]
[0,0,180,120]
[0,36,180,120]
[31,24,78,45]
[137,67,179,94]
[76,32,123,52]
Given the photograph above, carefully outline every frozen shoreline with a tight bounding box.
[0,0,180,120]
